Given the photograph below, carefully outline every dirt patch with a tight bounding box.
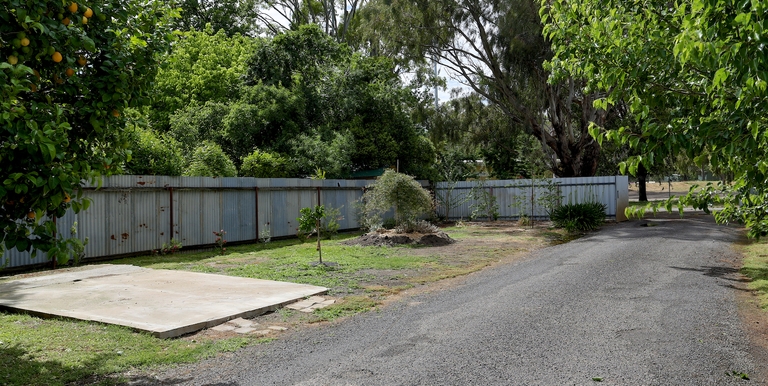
[340,230,456,247]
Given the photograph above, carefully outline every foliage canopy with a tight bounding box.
[543,0,768,236]
[1,0,176,262]
[358,170,434,230]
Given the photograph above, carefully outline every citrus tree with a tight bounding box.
[1,0,177,262]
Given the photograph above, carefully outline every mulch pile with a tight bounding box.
[341,230,456,247]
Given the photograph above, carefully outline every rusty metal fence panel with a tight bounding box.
[435,176,629,221]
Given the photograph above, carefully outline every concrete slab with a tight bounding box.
[0,264,327,338]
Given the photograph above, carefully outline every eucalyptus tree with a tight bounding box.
[258,0,366,43]
[362,0,610,177]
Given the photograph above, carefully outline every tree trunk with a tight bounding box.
[638,163,648,202]
[528,81,606,178]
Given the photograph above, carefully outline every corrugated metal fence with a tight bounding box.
[3,175,627,270]
[2,176,379,270]
[435,176,629,221]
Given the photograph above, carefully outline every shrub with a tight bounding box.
[468,181,499,221]
[549,202,607,232]
[358,170,434,231]
[240,149,293,178]
[394,220,439,234]
[184,141,238,177]
[320,206,343,238]
[124,127,185,176]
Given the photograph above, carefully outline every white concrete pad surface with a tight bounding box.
[0,264,327,338]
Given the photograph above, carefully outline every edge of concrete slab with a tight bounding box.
[0,265,328,338]
[0,289,328,339]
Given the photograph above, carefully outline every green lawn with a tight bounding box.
[740,239,768,310]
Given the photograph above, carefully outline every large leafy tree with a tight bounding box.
[162,25,435,178]
[431,94,534,179]
[150,27,258,131]
[173,0,261,37]
[362,0,610,177]
[1,0,176,262]
[543,0,768,236]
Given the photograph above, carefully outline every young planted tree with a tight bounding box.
[1,0,176,263]
[298,205,326,265]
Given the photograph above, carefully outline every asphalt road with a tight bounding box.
[156,215,766,385]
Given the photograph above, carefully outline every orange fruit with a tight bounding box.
[62,17,70,25]
[82,16,88,24]
[27,211,35,219]
[8,55,18,65]
[63,194,71,203]
[65,68,74,76]
[111,109,120,117]
[68,2,77,13]
[77,56,86,66]
[52,51,62,62]
[20,38,30,46]
[84,8,93,18]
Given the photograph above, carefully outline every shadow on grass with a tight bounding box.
[0,344,191,386]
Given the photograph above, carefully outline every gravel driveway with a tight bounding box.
[154,214,766,385]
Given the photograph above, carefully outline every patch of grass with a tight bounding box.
[113,238,435,295]
[0,313,271,386]
[311,296,378,322]
[740,239,768,309]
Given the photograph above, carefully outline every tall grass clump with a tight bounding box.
[549,202,607,232]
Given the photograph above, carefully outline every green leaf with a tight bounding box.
[16,239,28,252]
[713,68,728,88]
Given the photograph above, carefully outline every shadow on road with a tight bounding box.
[669,265,750,283]
[584,213,743,244]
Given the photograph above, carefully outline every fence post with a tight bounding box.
[52,217,57,269]
[168,187,174,241]
[254,186,259,241]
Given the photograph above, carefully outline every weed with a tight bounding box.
[153,238,182,256]
[725,371,749,380]
[312,296,378,322]
[213,230,227,254]
[259,223,272,243]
